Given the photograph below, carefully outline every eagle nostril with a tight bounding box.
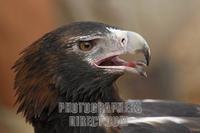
[121,38,126,44]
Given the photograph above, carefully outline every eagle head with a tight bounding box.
[13,22,150,121]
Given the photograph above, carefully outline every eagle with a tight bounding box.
[13,22,200,133]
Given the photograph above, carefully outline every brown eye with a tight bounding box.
[78,41,94,51]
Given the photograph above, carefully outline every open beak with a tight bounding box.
[94,30,151,77]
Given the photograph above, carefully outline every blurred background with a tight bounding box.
[0,0,200,132]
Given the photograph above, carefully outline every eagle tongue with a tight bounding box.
[110,57,141,69]
[127,61,137,68]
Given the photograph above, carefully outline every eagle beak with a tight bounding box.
[126,31,151,66]
[93,29,151,77]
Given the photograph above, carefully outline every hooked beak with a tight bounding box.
[126,31,151,66]
[94,29,151,77]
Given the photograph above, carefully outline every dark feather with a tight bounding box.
[121,100,200,133]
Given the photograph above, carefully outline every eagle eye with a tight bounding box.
[78,41,94,51]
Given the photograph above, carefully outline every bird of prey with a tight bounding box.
[13,22,200,133]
